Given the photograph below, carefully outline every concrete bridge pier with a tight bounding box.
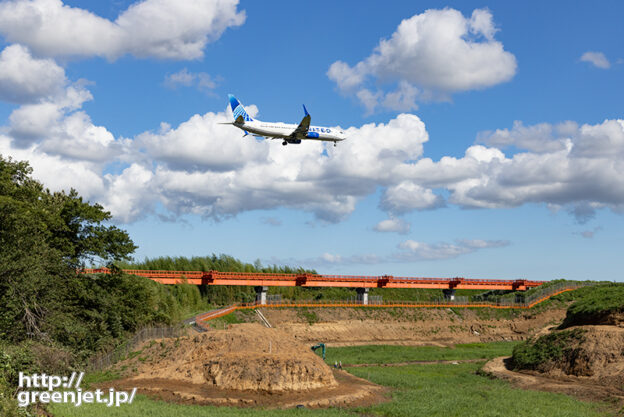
[356,287,369,305]
[443,289,456,301]
[255,286,268,305]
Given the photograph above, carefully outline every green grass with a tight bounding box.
[322,341,520,365]
[202,311,249,329]
[562,284,624,327]
[51,395,355,416]
[81,370,121,386]
[49,341,614,417]
[348,362,611,417]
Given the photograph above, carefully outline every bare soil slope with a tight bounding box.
[260,307,566,346]
[105,323,385,408]
[485,318,624,404]
[547,325,624,385]
[128,323,336,392]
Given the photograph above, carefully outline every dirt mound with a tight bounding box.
[546,325,624,384]
[485,324,624,405]
[126,323,336,393]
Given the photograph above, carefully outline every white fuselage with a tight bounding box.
[234,120,347,143]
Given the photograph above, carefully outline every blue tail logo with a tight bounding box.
[228,94,253,122]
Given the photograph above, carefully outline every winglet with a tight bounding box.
[303,104,309,116]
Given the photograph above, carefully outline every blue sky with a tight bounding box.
[0,0,622,280]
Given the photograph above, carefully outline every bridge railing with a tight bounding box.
[79,268,545,288]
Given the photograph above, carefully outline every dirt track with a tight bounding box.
[102,369,387,408]
[483,356,624,404]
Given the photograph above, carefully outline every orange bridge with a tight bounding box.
[81,268,544,291]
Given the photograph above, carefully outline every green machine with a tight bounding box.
[311,343,326,360]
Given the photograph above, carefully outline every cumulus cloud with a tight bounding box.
[164,68,217,92]
[380,181,444,214]
[6,83,125,163]
[328,8,516,111]
[0,0,245,60]
[373,217,410,234]
[2,62,624,228]
[261,217,282,226]
[477,120,573,153]
[580,51,610,69]
[395,239,509,261]
[0,44,67,103]
[291,238,507,267]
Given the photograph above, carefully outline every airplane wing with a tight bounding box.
[289,105,311,138]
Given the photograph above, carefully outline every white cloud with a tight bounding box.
[373,217,411,234]
[164,68,217,92]
[291,237,508,267]
[2,67,624,228]
[6,84,122,163]
[261,217,282,226]
[328,8,516,111]
[395,239,509,261]
[0,44,66,103]
[477,120,572,153]
[580,51,610,69]
[0,0,245,60]
[380,181,444,214]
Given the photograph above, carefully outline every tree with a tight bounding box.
[0,155,137,343]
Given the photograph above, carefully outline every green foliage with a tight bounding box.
[370,287,483,301]
[0,155,137,346]
[511,329,586,371]
[202,311,248,329]
[561,283,624,327]
[297,308,319,325]
[120,254,315,275]
[119,255,317,304]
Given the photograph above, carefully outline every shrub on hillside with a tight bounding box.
[560,284,624,328]
[510,329,586,371]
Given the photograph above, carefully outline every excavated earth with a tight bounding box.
[100,306,611,409]
[484,320,624,404]
[258,306,568,346]
[102,323,386,408]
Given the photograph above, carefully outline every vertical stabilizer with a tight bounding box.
[228,94,254,122]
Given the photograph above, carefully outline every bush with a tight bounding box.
[510,329,585,371]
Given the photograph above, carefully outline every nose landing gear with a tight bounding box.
[333,141,337,147]
[282,141,287,146]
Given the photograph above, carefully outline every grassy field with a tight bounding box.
[323,341,520,365]
[50,342,614,417]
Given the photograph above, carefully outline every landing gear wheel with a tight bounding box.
[282,141,287,146]
[333,141,337,147]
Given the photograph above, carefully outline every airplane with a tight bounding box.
[220,94,347,146]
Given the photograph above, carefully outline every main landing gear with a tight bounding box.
[282,141,287,146]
